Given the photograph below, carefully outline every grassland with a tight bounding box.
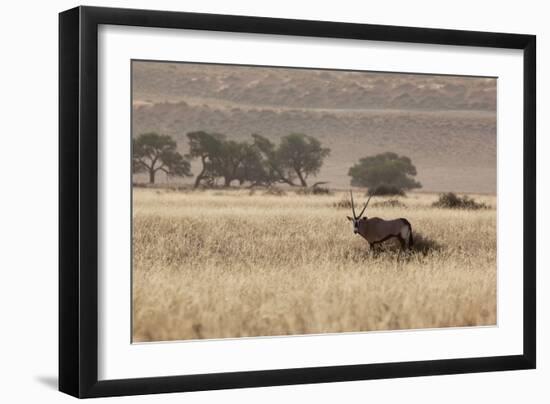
[132,188,496,342]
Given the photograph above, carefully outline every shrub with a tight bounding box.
[312,185,331,195]
[295,187,312,195]
[367,184,405,196]
[296,183,332,196]
[332,199,353,209]
[432,192,488,210]
[371,199,407,209]
[263,186,286,196]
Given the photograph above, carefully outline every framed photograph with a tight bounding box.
[59,6,536,398]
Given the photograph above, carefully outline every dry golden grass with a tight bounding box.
[132,189,496,342]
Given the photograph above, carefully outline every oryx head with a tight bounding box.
[346,190,375,234]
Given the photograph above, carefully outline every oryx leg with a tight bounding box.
[398,236,406,250]
[370,242,377,254]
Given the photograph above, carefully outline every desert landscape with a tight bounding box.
[132,62,496,193]
[131,61,497,342]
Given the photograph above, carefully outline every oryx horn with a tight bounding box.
[356,188,377,218]
[350,190,357,219]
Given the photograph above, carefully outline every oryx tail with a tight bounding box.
[399,218,413,247]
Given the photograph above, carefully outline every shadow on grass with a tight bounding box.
[409,232,444,255]
[347,232,443,262]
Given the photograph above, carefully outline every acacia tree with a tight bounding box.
[250,134,295,186]
[235,142,273,186]
[188,132,277,188]
[348,152,421,193]
[186,131,225,188]
[186,131,330,188]
[277,133,330,187]
[250,133,330,187]
[133,132,191,184]
[213,140,250,187]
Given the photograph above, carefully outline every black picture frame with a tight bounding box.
[59,5,536,398]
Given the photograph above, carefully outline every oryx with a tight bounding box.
[346,190,413,250]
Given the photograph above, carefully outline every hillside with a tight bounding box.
[132,61,497,193]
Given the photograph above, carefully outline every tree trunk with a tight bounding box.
[194,171,204,188]
[149,169,156,184]
[194,156,207,188]
[296,170,307,187]
[224,177,232,187]
[274,169,295,186]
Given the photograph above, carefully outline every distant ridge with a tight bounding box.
[132,62,496,193]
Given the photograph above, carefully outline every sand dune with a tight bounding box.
[132,62,496,193]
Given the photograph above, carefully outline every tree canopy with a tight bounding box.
[250,134,296,187]
[348,152,421,192]
[186,131,225,187]
[133,132,192,184]
[277,133,331,187]
[187,132,330,188]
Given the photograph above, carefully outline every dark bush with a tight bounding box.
[263,186,286,196]
[371,199,407,208]
[296,187,332,195]
[295,187,311,195]
[332,199,353,209]
[312,185,331,195]
[367,184,405,196]
[296,182,332,195]
[432,192,488,210]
